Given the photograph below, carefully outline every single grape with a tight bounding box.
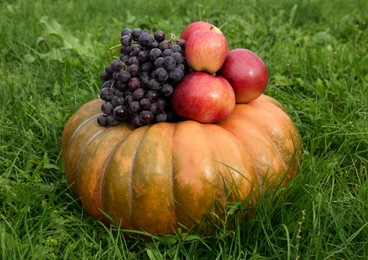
[154,57,165,68]
[102,79,113,89]
[130,44,141,56]
[159,41,170,51]
[100,70,111,81]
[140,72,150,88]
[161,84,173,97]
[121,28,131,36]
[137,50,149,63]
[149,48,162,61]
[155,111,168,122]
[115,81,127,91]
[113,106,128,120]
[107,114,120,126]
[120,54,130,64]
[164,56,176,71]
[162,49,173,57]
[105,65,113,74]
[127,64,141,77]
[125,94,134,105]
[133,88,146,100]
[139,33,154,47]
[154,30,165,42]
[140,98,151,109]
[128,56,140,65]
[154,67,169,82]
[101,102,114,114]
[97,114,108,126]
[110,59,123,71]
[117,70,131,83]
[111,96,125,107]
[99,87,114,101]
[147,90,159,102]
[176,39,186,49]
[141,61,154,73]
[172,52,183,64]
[156,97,166,111]
[128,77,141,91]
[171,44,182,53]
[176,63,186,72]
[131,114,143,127]
[139,110,154,125]
[129,100,140,113]
[149,102,159,114]
[151,41,159,48]
[169,68,184,83]
[121,35,132,46]
[148,79,161,90]
[131,28,142,41]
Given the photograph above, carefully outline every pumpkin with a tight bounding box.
[61,94,301,235]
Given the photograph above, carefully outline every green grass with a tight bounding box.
[1,0,367,258]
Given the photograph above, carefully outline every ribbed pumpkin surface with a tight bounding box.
[61,95,301,234]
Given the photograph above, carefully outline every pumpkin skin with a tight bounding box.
[61,95,301,235]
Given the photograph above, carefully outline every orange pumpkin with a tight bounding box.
[61,95,301,235]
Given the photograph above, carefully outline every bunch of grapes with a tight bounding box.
[97,28,187,127]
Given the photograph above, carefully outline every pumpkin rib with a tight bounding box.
[129,126,151,230]
[170,123,179,230]
[95,126,133,223]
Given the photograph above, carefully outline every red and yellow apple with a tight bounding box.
[171,72,235,123]
[180,21,223,41]
[185,30,228,74]
[218,48,269,103]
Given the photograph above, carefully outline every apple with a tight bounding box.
[218,48,268,103]
[185,30,228,74]
[171,72,235,123]
[180,21,223,41]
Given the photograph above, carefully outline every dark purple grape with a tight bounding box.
[100,71,111,81]
[110,59,123,71]
[164,56,176,71]
[176,39,186,49]
[130,44,141,56]
[129,101,140,113]
[154,30,165,42]
[171,44,182,53]
[132,114,143,127]
[149,48,162,61]
[101,102,114,114]
[155,111,167,122]
[139,33,154,47]
[116,81,127,91]
[128,77,141,91]
[113,106,128,120]
[105,65,113,74]
[151,41,159,48]
[131,28,143,41]
[138,51,149,63]
[139,110,154,125]
[162,49,173,57]
[147,90,159,101]
[154,57,165,68]
[127,64,141,77]
[97,115,108,126]
[128,56,140,65]
[115,89,125,97]
[169,68,184,83]
[176,63,186,72]
[125,94,134,104]
[141,61,153,72]
[140,98,150,109]
[154,68,169,82]
[111,96,125,107]
[148,79,161,90]
[121,28,131,36]
[159,41,170,51]
[140,72,150,88]
[106,114,120,126]
[161,84,173,97]
[102,79,113,88]
[99,87,114,101]
[149,103,159,114]
[172,52,183,64]
[156,98,166,111]
[120,54,130,64]
[133,88,146,100]
[117,70,131,83]
[121,35,132,46]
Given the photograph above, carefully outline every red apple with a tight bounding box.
[185,30,228,74]
[171,72,235,123]
[180,21,223,41]
[218,48,269,103]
